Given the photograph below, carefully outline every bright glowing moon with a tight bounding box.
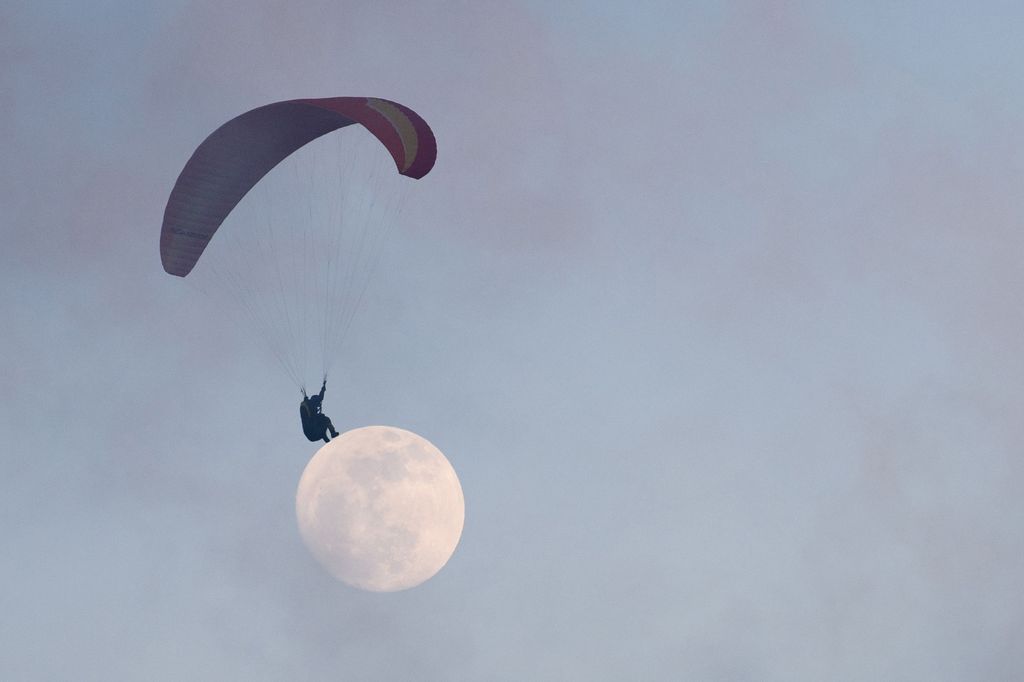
[295,426,464,592]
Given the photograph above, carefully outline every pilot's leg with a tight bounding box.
[324,417,340,438]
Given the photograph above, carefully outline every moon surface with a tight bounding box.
[295,426,464,592]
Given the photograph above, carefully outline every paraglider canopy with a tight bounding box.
[161,97,436,277]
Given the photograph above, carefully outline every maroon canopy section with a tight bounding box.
[161,97,436,277]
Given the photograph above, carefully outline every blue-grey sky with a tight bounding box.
[4,2,1024,679]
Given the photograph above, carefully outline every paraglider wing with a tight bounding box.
[160,97,436,277]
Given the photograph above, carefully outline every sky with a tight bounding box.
[3,1,1024,679]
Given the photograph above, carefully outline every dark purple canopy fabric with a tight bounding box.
[161,97,435,277]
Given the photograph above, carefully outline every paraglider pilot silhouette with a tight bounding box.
[300,378,340,443]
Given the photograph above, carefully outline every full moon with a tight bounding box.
[295,426,464,592]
